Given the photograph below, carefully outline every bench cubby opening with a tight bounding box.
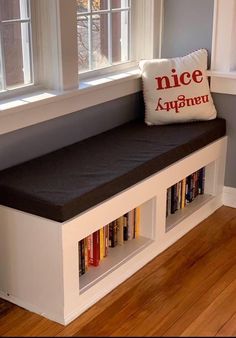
[79,198,156,293]
[165,163,216,232]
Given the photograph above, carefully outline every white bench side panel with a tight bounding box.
[0,208,64,324]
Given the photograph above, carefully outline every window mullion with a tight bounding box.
[108,0,112,65]
[89,0,93,70]
[0,25,7,91]
[20,0,32,84]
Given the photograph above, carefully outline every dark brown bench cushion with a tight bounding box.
[0,118,226,222]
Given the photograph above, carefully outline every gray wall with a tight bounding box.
[162,0,236,188]
[0,92,143,170]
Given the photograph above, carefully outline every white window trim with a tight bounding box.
[209,0,236,94]
[0,0,164,135]
[0,0,33,93]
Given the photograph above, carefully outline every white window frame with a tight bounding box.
[210,0,236,94]
[0,0,164,135]
[0,0,34,94]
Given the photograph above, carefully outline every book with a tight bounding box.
[109,221,118,247]
[79,241,82,277]
[117,217,124,245]
[127,210,135,239]
[167,187,172,216]
[177,181,182,210]
[100,228,104,260]
[92,230,100,267]
[84,237,89,272]
[171,184,177,214]
[88,234,93,266]
[199,167,206,194]
[81,239,86,275]
[135,207,141,238]
[123,214,129,241]
[181,178,186,209]
[186,175,193,203]
[104,225,109,256]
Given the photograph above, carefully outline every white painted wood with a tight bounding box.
[0,70,142,135]
[210,76,236,95]
[33,0,78,91]
[131,0,163,60]
[211,0,235,72]
[0,206,65,323]
[223,186,236,208]
[34,0,63,91]
[0,136,228,325]
[210,0,236,93]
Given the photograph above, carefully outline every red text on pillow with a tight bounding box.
[155,69,203,91]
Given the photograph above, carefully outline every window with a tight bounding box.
[210,0,236,94]
[0,0,163,134]
[0,0,33,93]
[77,0,130,74]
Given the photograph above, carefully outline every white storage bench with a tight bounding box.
[0,118,227,325]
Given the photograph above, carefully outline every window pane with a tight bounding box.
[111,0,129,9]
[77,15,90,72]
[92,14,109,69]
[2,22,32,88]
[0,0,29,21]
[92,0,108,11]
[77,0,88,13]
[112,11,129,63]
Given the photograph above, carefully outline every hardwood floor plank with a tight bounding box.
[110,234,236,337]
[180,279,236,337]
[215,312,236,337]
[163,264,236,336]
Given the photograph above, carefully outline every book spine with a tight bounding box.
[177,181,182,210]
[194,171,199,198]
[186,175,192,203]
[79,241,82,277]
[100,228,104,260]
[135,207,141,238]
[127,210,135,239]
[167,187,171,216]
[84,237,89,272]
[92,231,100,267]
[82,239,86,275]
[109,221,118,248]
[171,185,176,214]
[181,178,186,209]
[117,217,125,245]
[123,214,129,241]
[88,234,93,265]
[201,167,206,194]
[104,225,109,256]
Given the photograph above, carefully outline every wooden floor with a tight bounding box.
[0,206,236,337]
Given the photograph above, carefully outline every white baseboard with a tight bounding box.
[223,186,236,208]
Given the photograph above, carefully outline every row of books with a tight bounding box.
[79,207,141,276]
[166,167,206,217]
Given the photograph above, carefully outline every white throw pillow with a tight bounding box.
[140,49,217,125]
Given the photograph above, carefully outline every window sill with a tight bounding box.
[207,70,236,95]
[0,67,142,135]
